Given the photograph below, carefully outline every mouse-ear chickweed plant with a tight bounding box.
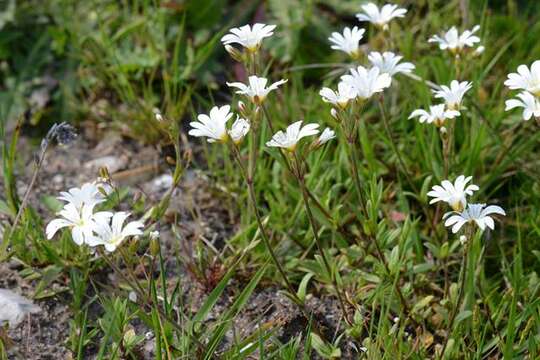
[5,1,536,357]
[195,2,532,355]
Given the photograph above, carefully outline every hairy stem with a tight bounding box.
[440,227,472,358]
[230,144,301,305]
[293,153,352,326]
[378,97,417,193]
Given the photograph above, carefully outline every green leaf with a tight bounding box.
[412,295,434,314]
[297,272,314,302]
[41,195,63,213]
[455,310,473,324]
[203,264,268,359]
[309,333,341,359]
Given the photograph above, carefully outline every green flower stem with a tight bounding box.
[341,105,418,328]
[98,248,205,351]
[378,97,417,193]
[440,226,473,358]
[229,143,301,306]
[260,103,352,240]
[346,132,369,219]
[292,152,352,326]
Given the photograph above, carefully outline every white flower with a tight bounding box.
[189,105,234,143]
[88,212,144,252]
[427,175,479,211]
[57,182,104,210]
[408,104,460,127]
[227,76,287,104]
[328,26,365,57]
[505,91,540,121]
[221,23,276,52]
[319,82,357,108]
[266,121,320,152]
[340,66,392,100]
[429,25,481,54]
[368,51,415,76]
[356,3,407,30]
[46,203,112,245]
[433,80,472,110]
[228,117,250,144]
[316,128,336,146]
[443,203,506,233]
[504,61,540,96]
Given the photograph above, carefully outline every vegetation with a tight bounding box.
[1,0,540,359]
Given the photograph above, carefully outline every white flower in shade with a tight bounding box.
[227,76,287,104]
[367,51,415,76]
[340,66,392,100]
[266,121,320,152]
[46,203,112,245]
[328,26,365,57]
[427,175,479,211]
[228,117,250,144]
[433,80,473,110]
[505,91,540,121]
[189,105,234,143]
[221,23,276,52]
[408,104,460,127]
[429,25,481,54]
[356,3,407,30]
[88,212,144,252]
[316,128,336,146]
[319,82,357,108]
[504,61,540,96]
[58,182,104,210]
[443,203,506,233]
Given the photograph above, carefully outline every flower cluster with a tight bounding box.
[188,105,250,144]
[409,80,472,127]
[429,25,484,57]
[191,23,335,156]
[504,61,540,121]
[321,3,415,116]
[46,180,144,252]
[266,121,335,152]
[428,176,505,233]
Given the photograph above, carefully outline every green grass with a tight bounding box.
[2,0,540,359]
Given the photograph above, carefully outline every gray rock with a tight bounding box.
[0,289,40,328]
[85,155,128,173]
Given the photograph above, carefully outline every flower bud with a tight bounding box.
[330,108,339,120]
[459,235,467,245]
[153,108,164,122]
[238,101,246,114]
[224,45,244,62]
[474,46,485,56]
[439,126,448,138]
[150,233,160,257]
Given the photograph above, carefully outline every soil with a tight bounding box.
[1,129,355,359]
